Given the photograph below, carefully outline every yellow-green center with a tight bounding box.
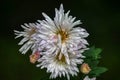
[55,50,66,63]
[57,29,68,43]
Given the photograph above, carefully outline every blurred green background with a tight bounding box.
[1,0,120,80]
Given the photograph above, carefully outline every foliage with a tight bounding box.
[83,46,108,78]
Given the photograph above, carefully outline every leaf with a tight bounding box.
[84,59,99,68]
[83,46,102,60]
[93,48,102,59]
[82,46,108,78]
[89,67,108,77]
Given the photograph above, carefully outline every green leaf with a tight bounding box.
[82,46,108,78]
[89,67,108,77]
[84,59,99,68]
[94,48,102,59]
[83,46,102,60]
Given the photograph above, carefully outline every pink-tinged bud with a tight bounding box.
[80,63,91,74]
[29,51,40,64]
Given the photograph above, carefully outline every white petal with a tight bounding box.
[72,20,81,27]
[18,38,28,45]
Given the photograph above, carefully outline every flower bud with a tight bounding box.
[29,51,40,64]
[80,63,91,74]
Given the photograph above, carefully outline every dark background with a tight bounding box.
[1,0,120,80]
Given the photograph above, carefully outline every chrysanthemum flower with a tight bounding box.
[14,3,108,80]
[37,50,85,80]
[14,23,40,54]
[35,4,89,80]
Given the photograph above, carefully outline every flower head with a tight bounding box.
[37,51,84,80]
[14,4,89,80]
[35,4,89,80]
[14,23,40,54]
[36,4,89,59]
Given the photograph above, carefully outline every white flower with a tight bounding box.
[14,23,40,54]
[14,3,89,80]
[36,4,89,59]
[83,76,96,80]
[37,50,85,80]
[36,4,89,80]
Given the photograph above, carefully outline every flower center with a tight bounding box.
[55,51,66,63]
[27,27,36,37]
[57,29,68,43]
